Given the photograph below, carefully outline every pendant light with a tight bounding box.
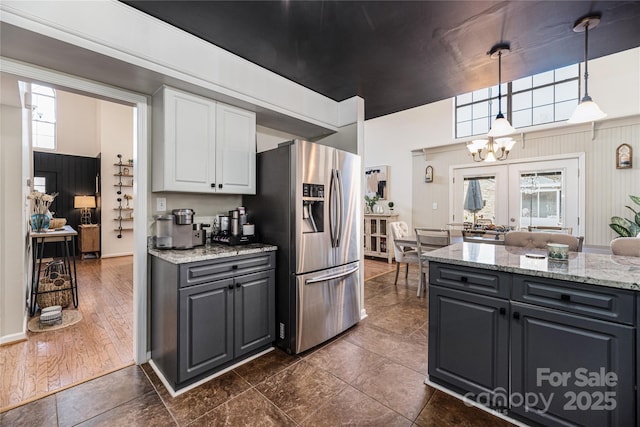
[487,43,515,137]
[567,15,607,123]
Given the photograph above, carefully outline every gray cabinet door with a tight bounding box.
[179,278,234,382]
[511,301,635,427]
[234,270,275,357]
[428,285,509,408]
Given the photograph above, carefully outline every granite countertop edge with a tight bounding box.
[149,243,277,264]
[424,243,640,292]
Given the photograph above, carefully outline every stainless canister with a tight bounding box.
[229,209,240,236]
[154,214,174,248]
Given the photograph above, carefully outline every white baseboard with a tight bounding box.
[100,252,134,259]
[1,331,27,346]
[149,347,274,397]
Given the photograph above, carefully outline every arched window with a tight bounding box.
[31,84,57,149]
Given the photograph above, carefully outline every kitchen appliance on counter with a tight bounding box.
[154,208,206,249]
[211,207,256,245]
[243,139,361,354]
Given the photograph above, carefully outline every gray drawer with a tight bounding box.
[429,262,510,299]
[512,275,635,325]
[180,252,275,288]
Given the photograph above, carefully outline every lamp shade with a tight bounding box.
[567,99,607,124]
[74,195,96,209]
[488,116,516,137]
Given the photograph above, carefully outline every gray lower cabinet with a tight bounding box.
[428,285,509,408]
[511,301,634,427]
[428,262,637,427]
[152,252,275,390]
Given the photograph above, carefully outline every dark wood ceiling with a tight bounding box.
[123,1,640,120]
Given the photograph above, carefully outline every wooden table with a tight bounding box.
[29,225,79,316]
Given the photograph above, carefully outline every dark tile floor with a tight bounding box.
[1,265,512,426]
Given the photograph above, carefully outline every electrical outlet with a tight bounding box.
[432,202,438,210]
[157,197,167,212]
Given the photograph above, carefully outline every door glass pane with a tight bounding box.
[33,176,46,193]
[463,177,495,225]
[519,171,564,228]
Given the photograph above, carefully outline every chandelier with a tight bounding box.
[567,14,607,123]
[467,137,516,162]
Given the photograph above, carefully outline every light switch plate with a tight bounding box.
[157,197,167,212]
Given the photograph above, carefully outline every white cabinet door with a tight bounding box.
[153,87,217,192]
[215,103,256,194]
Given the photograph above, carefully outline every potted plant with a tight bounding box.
[364,194,380,213]
[610,195,640,237]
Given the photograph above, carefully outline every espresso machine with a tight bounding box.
[154,208,207,249]
[211,207,255,245]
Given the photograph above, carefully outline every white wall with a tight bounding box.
[364,47,640,232]
[98,100,135,257]
[256,125,300,153]
[0,97,28,343]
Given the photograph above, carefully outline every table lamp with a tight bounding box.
[74,195,96,224]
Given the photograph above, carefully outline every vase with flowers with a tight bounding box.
[364,194,380,214]
[28,191,58,231]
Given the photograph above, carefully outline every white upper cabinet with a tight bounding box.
[152,86,256,194]
[216,103,256,194]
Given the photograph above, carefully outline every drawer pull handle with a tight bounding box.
[211,183,216,188]
[236,283,241,288]
[460,276,468,282]
[513,312,520,320]
[560,293,571,301]
[499,307,506,316]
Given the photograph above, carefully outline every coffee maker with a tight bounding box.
[211,207,255,245]
[154,208,206,249]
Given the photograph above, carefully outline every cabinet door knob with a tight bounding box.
[460,276,468,282]
[499,307,506,315]
[211,183,216,188]
[236,283,241,288]
[560,293,571,301]
[218,184,223,189]
[513,311,520,320]
[228,284,234,289]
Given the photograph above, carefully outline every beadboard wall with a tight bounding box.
[413,116,640,247]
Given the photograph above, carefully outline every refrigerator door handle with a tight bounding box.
[335,170,344,247]
[305,265,359,285]
[329,169,338,247]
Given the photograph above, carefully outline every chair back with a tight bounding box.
[389,221,410,262]
[504,231,584,252]
[610,237,640,257]
[414,228,450,256]
[528,225,573,235]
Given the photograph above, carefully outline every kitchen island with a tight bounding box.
[423,242,640,427]
[149,242,277,394]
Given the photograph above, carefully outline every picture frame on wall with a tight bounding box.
[365,166,389,200]
[425,165,434,183]
[616,144,632,169]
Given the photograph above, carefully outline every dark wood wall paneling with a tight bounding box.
[34,152,100,257]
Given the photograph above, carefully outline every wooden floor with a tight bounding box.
[0,256,134,412]
[363,256,396,280]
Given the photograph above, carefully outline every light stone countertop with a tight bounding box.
[149,242,277,264]
[424,242,640,291]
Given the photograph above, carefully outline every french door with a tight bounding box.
[452,157,582,235]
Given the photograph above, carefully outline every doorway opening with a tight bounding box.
[0,62,148,411]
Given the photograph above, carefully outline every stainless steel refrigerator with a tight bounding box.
[243,140,361,354]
